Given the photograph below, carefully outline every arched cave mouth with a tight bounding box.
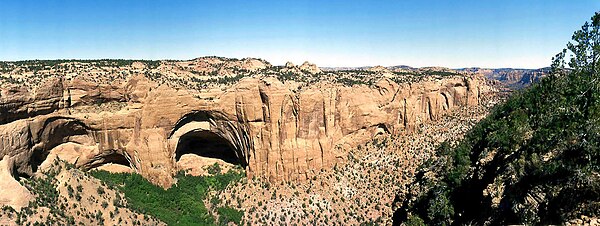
[89,153,131,168]
[175,130,244,167]
[88,152,134,173]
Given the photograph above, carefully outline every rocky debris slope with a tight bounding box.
[0,158,164,225]
[211,97,494,225]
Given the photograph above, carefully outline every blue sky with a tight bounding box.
[0,1,598,68]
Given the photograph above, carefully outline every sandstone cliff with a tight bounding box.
[0,61,491,188]
[0,77,65,124]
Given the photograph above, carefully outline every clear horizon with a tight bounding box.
[0,1,598,68]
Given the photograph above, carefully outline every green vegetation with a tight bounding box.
[22,166,63,217]
[216,206,243,225]
[90,166,245,226]
[404,215,425,226]
[7,59,160,69]
[422,70,459,77]
[203,74,246,85]
[336,77,374,87]
[0,62,14,73]
[11,160,77,225]
[397,12,600,225]
[276,71,298,82]
[270,67,322,84]
[0,75,23,84]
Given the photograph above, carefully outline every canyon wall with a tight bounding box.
[0,75,489,187]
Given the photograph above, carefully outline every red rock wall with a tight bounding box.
[0,75,488,187]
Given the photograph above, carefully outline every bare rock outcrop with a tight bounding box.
[0,73,489,187]
[299,61,322,74]
[281,61,302,74]
[0,77,64,124]
[0,156,33,210]
[175,57,271,77]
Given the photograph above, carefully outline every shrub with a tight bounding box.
[217,206,243,225]
[207,163,222,175]
[97,187,105,195]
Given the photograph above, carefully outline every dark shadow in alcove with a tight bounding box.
[175,130,245,166]
[88,152,132,169]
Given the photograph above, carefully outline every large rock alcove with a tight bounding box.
[0,74,490,187]
[168,111,250,175]
[84,151,134,174]
[31,117,136,175]
[175,130,242,165]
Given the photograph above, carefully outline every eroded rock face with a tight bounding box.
[0,74,489,187]
[299,61,322,74]
[0,156,33,210]
[0,77,65,124]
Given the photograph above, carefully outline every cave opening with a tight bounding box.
[88,152,134,174]
[175,130,244,167]
[89,153,131,169]
[22,117,93,178]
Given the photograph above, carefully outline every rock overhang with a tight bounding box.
[0,73,491,187]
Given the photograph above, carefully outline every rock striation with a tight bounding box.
[0,77,65,124]
[0,65,490,188]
